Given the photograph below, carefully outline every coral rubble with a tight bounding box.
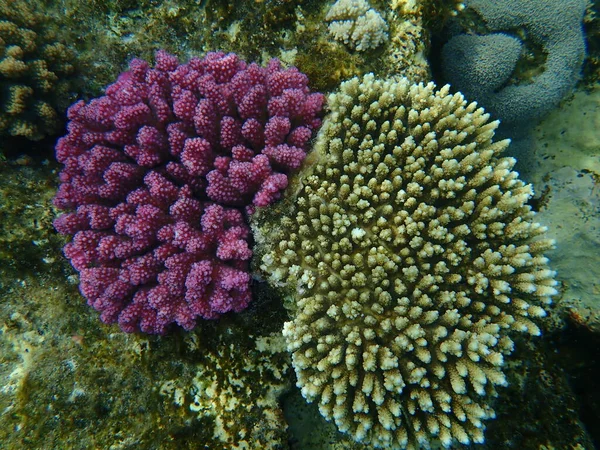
[161,331,291,448]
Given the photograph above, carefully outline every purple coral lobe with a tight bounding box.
[54,50,324,334]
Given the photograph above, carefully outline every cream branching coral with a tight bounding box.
[0,1,75,141]
[325,0,389,52]
[253,75,557,448]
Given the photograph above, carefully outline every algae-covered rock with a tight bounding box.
[0,273,292,449]
[0,163,68,280]
[521,86,600,314]
[49,0,433,95]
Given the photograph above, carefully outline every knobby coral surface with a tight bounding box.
[253,75,557,448]
[325,0,389,52]
[0,0,75,141]
[442,0,586,125]
[53,50,323,334]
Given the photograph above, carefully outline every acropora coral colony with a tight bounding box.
[51,41,558,450]
[253,75,557,448]
[325,0,389,52]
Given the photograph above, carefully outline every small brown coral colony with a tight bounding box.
[253,74,557,448]
[0,1,74,140]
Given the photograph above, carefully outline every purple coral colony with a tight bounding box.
[53,50,324,334]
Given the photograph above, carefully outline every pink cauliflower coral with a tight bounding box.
[53,50,324,334]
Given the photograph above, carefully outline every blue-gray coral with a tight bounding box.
[443,33,522,96]
[441,0,586,124]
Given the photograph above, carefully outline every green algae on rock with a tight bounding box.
[252,74,558,448]
[0,270,292,449]
[0,163,68,281]
[159,327,291,448]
